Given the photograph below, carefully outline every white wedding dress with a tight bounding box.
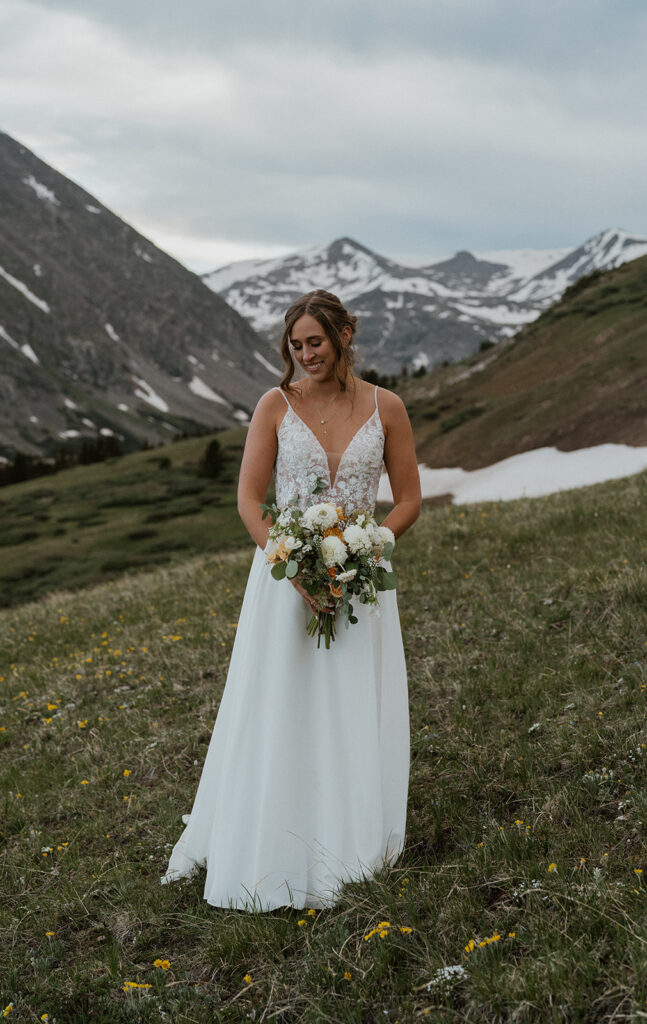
[160,385,410,910]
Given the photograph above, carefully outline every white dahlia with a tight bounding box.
[343,524,374,556]
[301,502,339,532]
[320,535,348,568]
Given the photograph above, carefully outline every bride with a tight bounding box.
[161,289,421,910]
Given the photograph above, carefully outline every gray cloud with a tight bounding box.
[1,0,646,270]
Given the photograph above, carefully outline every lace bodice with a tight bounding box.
[274,387,385,513]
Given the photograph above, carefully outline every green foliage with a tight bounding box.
[0,428,251,609]
[439,404,486,434]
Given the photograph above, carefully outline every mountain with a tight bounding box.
[400,251,647,471]
[0,132,281,458]
[203,229,647,374]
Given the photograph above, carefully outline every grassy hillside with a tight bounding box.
[403,254,647,469]
[0,428,252,609]
[2,468,647,1021]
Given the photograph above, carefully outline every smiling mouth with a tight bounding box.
[304,361,323,370]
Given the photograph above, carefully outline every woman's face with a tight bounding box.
[289,313,338,383]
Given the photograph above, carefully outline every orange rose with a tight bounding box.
[328,567,337,578]
[330,582,342,598]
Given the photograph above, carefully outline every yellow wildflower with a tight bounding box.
[243,973,252,984]
[547,862,557,872]
[153,958,171,969]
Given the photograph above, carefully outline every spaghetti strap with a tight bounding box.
[275,386,290,407]
[373,384,379,410]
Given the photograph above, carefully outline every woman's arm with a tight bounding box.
[379,389,422,539]
[237,389,325,615]
[237,390,282,549]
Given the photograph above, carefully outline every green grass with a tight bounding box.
[0,428,253,609]
[2,469,647,1021]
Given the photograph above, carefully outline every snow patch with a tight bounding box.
[254,350,281,377]
[29,415,39,423]
[21,344,39,364]
[378,444,647,505]
[117,403,129,412]
[100,427,115,436]
[411,352,429,371]
[22,174,61,206]
[188,376,228,404]
[63,397,77,409]
[33,264,42,277]
[133,244,153,263]
[105,323,120,342]
[58,430,81,439]
[0,325,19,349]
[0,265,50,313]
[82,418,95,428]
[233,409,250,423]
[132,376,169,412]
[85,204,101,214]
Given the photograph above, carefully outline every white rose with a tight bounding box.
[284,536,302,551]
[320,535,348,568]
[301,502,339,532]
[343,524,374,556]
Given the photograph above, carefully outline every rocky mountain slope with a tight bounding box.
[399,253,647,471]
[204,230,647,374]
[0,132,280,457]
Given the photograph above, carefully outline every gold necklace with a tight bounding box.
[309,389,341,429]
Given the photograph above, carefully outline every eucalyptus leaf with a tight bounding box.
[380,571,398,591]
[311,475,328,495]
[285,559,299,579]
[271,562,287,581]
[383,541,394,560]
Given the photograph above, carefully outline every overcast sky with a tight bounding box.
[2,0,646,272]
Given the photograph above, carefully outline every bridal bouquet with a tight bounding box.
[261,481,397,649]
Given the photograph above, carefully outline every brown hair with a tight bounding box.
[279,290,358,393]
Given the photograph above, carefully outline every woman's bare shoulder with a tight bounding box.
[375,385,408,420]
[253,387,289,416]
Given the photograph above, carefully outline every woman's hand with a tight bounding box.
[289,578,335,615]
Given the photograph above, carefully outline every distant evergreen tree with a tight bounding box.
[200,438,226,479]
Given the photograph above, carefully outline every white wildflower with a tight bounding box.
[320,535,348,568]
[301,502,338,531]
[284,536,302,551]
[426,964,467,990]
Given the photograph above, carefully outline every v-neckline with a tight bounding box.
[282,403,381,489]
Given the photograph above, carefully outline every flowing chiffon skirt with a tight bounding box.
[160,545,410,910]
